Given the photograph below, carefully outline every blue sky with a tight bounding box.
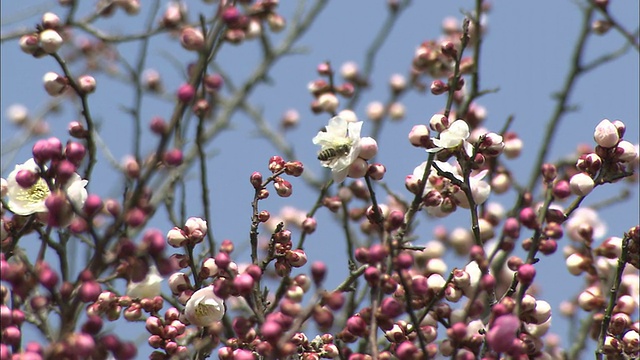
[1,0,638,358]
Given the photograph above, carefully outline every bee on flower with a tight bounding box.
[312,115,377,183]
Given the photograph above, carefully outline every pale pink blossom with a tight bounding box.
[593,119,619,148]
[569,173,594,196]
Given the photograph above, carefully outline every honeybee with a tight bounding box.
[317,144,351,161]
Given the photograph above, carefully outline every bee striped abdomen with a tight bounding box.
[317,144,350,161]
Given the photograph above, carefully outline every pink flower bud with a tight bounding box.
[565,253,587,275]
[163,148,183,166]
[286,249,308,267]
[389,73,407,93]
[176,84,195,103]
[430,80,448,95]
[516,264,536,285]
[167,227,187,248]
[389,102,407,120]
[408,125,431,147]
[359,137,378,160]
[180,27,205,51]
[380,297,404,318]
[616,140,638,162]
[594,119,620,148]
[552,180,571,199]
[569,172,595,196]
[214,252,231,270]
[518,207,538,230]
[284,161,304,177]
[79,280,101,302]
[20,33,40,55]
[268,156,285,173]
[476,132,504,157]
[429,114,449,132]
[577,286,603,311]
[233,273,254,295]
[168,272,191,294]
[410,275,428,296]
[142,69,162,91]
[65,142,86,165]
[15,169,39,188]
[249,171,263,189]
[487,314,520,353]
[2,326,21,346]
[503,134,523,159]
[611,119,626,138]
[125,207,146,227]
[366,101,384,122]
[301,217,317,234]
[346,316,367,337]
[538,238,557,255]
[161,3,184,27]
[141,229,165,256]
[310,261,327,285]
[78,75,96,93]
[261,320,283,343]
[317,93,339,113]
[39,29,63,53]
[396,341,418,359]
[38,265,59,290]
[43,72,67,96]
[280,109,299,129]
[363,266,380,284]
[203,74,223,92]
[348,158,369,179]
[274,178,293,197]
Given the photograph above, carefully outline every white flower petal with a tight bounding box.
[313,116,364,183]
[126,266,163,299]
[184,286,225,326]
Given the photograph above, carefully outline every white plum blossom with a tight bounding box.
[6,158,88,216]
[411,160,491,215]
[312,116,363,183]
[126,266,163,299]
[435,161,491,207]
[565,207,607,241]
[184,286,225,326]
[421,161,490,204]
[427,119,473,156]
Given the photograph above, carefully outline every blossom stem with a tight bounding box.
[346,0,410,110]
[596,235,631,359]
[395,154,435,244]
[443,18,470,119]
[296,179,333,250]
[524,4,595,197]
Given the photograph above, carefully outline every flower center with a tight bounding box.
[15,179,50,204]
[195,303,217,318]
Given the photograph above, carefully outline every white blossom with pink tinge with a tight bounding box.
[184,286,225,327]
